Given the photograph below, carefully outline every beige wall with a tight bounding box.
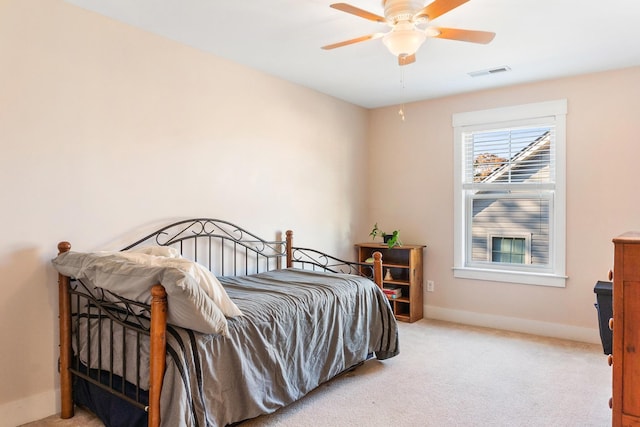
[0,1,368,424]
[367,66,640,341]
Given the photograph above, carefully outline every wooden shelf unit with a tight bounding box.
[355,243,425,323]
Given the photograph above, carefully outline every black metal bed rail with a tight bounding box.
[68,278,153,412]
[121,218,286,276]
[289,246,376,280]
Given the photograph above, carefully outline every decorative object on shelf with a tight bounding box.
[385,268,394,281]
[382,287,402,299]
[369,223,402,248]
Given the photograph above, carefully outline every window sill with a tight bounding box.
[453,267,567,288]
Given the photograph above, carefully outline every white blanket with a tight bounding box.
[52,248,242,335]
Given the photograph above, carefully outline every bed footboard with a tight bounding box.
[57,242,167,427]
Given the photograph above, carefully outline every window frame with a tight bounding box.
[452,100,567,287]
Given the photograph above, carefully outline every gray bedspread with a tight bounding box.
[159,268,399,427]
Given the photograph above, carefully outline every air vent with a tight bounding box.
[468,66,511,78]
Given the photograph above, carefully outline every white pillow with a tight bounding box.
[118,250,243,318]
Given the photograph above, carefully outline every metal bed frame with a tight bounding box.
[57,218,383,427]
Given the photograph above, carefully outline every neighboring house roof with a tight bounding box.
[481,131,551,184]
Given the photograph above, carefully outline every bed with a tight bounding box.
[52,218,399,427]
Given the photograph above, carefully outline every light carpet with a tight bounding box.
[23,319,612,426]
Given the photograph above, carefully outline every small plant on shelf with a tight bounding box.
[369,223,402,249]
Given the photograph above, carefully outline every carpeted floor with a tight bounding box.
[22,319,612,426]
[19,406,103,427]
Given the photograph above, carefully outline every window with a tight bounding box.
[489,234,530,264]
[453,100,567,287]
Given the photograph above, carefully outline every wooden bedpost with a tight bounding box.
[148,284,168,427]
[286,230,293,268]
[372,251,383,289]
[57,241,74,419]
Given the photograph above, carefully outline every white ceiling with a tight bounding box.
[64,0,640,109]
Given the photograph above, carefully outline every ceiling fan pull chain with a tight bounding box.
[398,68,406,121]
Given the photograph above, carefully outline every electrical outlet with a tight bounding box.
[427,280,435,292]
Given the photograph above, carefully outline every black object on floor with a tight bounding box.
[594,280,613,355]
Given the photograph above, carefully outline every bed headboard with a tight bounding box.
[118,218,382,284]
[121,218,285,277]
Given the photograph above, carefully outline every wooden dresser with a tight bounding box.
[611,232,640,426]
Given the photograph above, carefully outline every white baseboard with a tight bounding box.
[425,305,602,345]
[0,388,59,427]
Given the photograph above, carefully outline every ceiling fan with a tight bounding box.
[322,0,495,66]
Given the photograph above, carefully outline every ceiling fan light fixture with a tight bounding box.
[382,23,427,57]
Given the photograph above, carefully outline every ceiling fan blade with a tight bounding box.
[398,54,416,66]
[414,0,470,21]
[321,33,384,50]
[432,27,496,44]
[330,3,387,23]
